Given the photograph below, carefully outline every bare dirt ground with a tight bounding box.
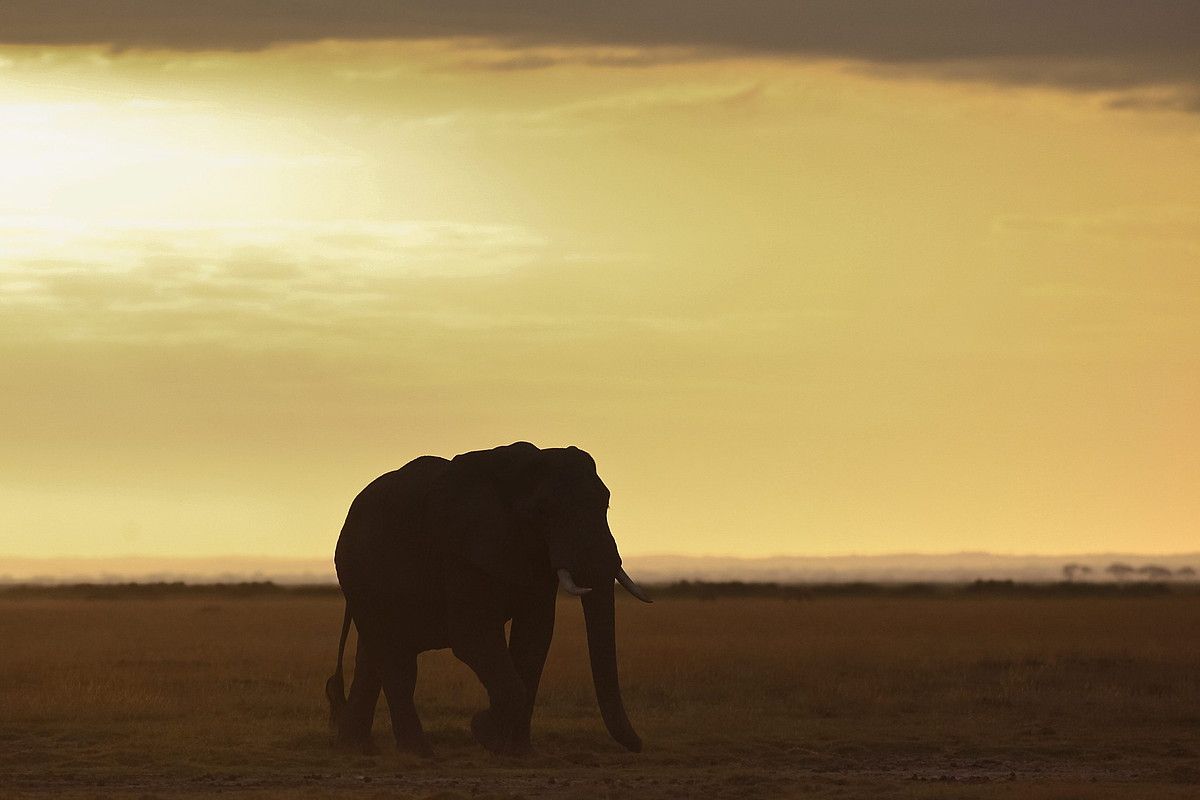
[1,590,1198,798]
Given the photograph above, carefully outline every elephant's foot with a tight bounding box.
[395,734,434,759]
[335,710,377,755]
[470,709,531,756]
[470,709,506,754]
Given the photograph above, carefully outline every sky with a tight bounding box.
[1,3,1198,560]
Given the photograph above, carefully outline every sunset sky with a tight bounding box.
[1,3,1197,560]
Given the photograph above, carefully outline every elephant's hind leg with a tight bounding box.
[381,652,432,757]
[337,639,382,753]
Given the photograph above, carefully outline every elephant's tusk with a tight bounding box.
[557,568,592,596]
[616,567,653,603]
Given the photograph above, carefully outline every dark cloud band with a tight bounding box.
[2,1,1198,94]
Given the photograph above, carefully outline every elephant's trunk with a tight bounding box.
[580,580,643,753]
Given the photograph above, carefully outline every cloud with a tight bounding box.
[1,2,1197,103]
[1105,90,1200,114]
[0,217,557,345]
[447,44,705,73]
[993,206,1200,251]
[0,216,717,366]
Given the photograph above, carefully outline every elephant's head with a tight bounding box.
[440,441,650,752]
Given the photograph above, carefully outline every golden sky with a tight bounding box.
[1,4,1198,559]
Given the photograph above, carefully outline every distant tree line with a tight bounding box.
[4,579,1198,601]
[1063,562,1197,582]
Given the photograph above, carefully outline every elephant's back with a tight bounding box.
[335,455,450,565]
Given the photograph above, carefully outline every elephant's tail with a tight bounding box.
[324,600,352,730]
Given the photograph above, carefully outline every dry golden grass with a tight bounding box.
[1,591,1199,798]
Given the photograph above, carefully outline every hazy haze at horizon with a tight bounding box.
[5,551,1199,585]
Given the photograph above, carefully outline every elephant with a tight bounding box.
[324,441,652,756]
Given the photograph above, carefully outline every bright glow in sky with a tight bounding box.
[1,32,1197,559]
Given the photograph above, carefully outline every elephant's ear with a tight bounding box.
[430,442,544,586]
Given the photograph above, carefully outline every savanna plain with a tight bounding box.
[1,586,1198,799]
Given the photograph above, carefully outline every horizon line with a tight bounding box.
[4,550,1199,562]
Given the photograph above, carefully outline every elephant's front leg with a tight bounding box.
[508,587,556,748]
[450,623,529,754]
[446,568,529,754]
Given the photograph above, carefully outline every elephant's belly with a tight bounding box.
[412,635,452,654]
[371,586,451,654]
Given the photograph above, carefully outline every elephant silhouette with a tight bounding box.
[325,441,652,756]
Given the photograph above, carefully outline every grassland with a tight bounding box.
[1,586,1198,799]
